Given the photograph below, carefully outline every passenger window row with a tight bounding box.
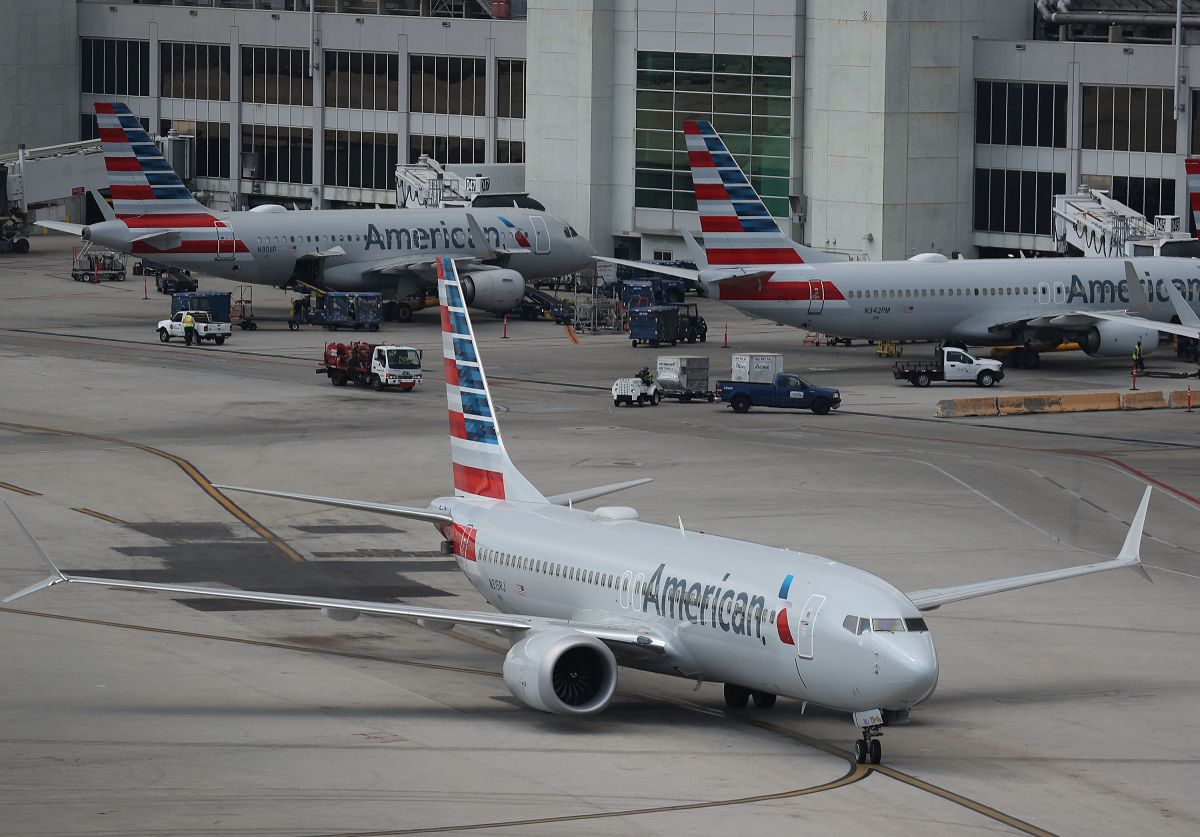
[479,546,627,590]
[849,287,1033,299]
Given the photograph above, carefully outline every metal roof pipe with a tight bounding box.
[1038,11,1200,26]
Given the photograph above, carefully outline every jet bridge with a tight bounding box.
[1053,187,1200,258]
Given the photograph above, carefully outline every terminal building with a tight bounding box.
[3,1,1200,261]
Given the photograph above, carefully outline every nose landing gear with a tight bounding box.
[852,709,884,765]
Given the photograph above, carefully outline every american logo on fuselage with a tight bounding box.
[363,220,524,253]
[642,563,769,644]
[1066,275,1200,305]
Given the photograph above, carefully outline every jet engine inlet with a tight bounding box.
[502,629,618,715]
[458,268,526,314]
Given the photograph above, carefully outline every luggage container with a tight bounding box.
[656,355,714,402]
[630,305,681,347]
[731,352,784,383]
[171,290,232,324]
[323,292,382,331]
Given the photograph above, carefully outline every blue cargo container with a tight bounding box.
[292,291,383,331]
[171,291,231,323]
[629,305,681,347]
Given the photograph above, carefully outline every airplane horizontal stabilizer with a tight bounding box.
[546,478,653,506]
[906,486,1152,611]
[593,256,701,281]
[35,221,85,236]
[211,484,453,525]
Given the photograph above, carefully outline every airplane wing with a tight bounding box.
[594,256,702,281]
[1,502,668,654]
[906,487,1152,611]
[1087,279,1200,339]
[212,484,453,525]
[361,253,481,276]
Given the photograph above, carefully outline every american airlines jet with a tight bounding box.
[5,255,1154,765]
[38,102,594,320]
[600,120,1200,368]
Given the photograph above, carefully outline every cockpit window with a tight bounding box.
[843,615,870,635]
[904,618,928,632]
[871,617,906,632]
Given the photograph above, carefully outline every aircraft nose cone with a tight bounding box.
[886,641,939,704]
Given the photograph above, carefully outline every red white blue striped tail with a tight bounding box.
[684,119,804,267]
[437,256,547,504]
[1186,158,1200,237]
[95,102,208,219]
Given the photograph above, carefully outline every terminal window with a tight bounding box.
[634,51,792,218]
[324,51,401,111]
[496,139,524,164]
[1081,85,1175,153]
[975,81,1066,148]
[973,168,1066,236]
[241,124,313,184]
[81,38,151,97]
[409,55,486,116]
[241,47,313,106]
[160,119,231,179]
[409,134,485,165]
[497,59,526,119]
[323,129,399,190]
[160,43,231,102]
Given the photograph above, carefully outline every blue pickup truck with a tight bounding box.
[716,373,842,415]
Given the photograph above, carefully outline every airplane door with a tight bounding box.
[529,216,550,254]
[794,593,826,661]
[807,280,824,314]
[215,221,234,261]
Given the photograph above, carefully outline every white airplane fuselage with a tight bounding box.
[84,206,594,292]
[436,496,938,714]
[706,256,1200,345]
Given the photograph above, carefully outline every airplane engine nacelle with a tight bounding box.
[460,269,526,313]
[1082,320,1158,358]
[502,629,618,716]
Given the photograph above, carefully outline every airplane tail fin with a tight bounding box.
[95,102,208,219]
[436,256,548,505]
[1186,157,1200,237]
[683,119,837,265]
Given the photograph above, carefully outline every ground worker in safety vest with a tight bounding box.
[182,311,196,346]
[1133,339,1145,374]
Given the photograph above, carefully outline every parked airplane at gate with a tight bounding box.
[599,120,1200,368]
[6,255,1154,764]
[38,102,594,320]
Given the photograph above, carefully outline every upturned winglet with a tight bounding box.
[2,503,69,603]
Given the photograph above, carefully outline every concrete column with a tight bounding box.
[230,26,243,209]
[149,22,161,134]
[397,32,409,198]
[310,16,325,208]
[485,37,496,164]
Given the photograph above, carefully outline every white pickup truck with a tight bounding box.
[157,311,232,345]
[893,346,1004,387]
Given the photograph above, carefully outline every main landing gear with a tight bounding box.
[852,710,884,764]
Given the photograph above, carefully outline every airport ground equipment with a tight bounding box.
[630,305,682,347]
[619,277,688,310]
[730,352,784,383]
[171,291,231,324]
[717,373,841,414]
[611,377,661,406]
[70,244,126,282]
[291,292,383,332]
[507,287,574,323]
[1053,183,1200,259]
[655,356,714,402]
[136,260,197,294]
[157,310,231,345]
[672,303,708,343]
[893,347,1004,388]
[318,342,422,391]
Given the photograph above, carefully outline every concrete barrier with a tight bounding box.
[1121,390,1166,410]
[1168,390,1196,409]
[997,394,1062,415]
[936,397,998,418]
[1059,392,1122,413]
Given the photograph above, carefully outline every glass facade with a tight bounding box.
[81,38,151,97]
[160,43,231,101]
[1082,174,1176,224]
[496,139,524,163]
[241,47,313,106]
[409,55,486,115]
[497,59,525,119]
[324,51,401,111]
[973,168,1066,235]
[409,134,485,165]
[323,129,399,190]
[241,124,313,184]
[975,81,1067,147]
[634,51,792,217]
[161,119,232,179]
[1081,85,1175,153]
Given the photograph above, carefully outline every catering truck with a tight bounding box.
[318,342,422,391]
